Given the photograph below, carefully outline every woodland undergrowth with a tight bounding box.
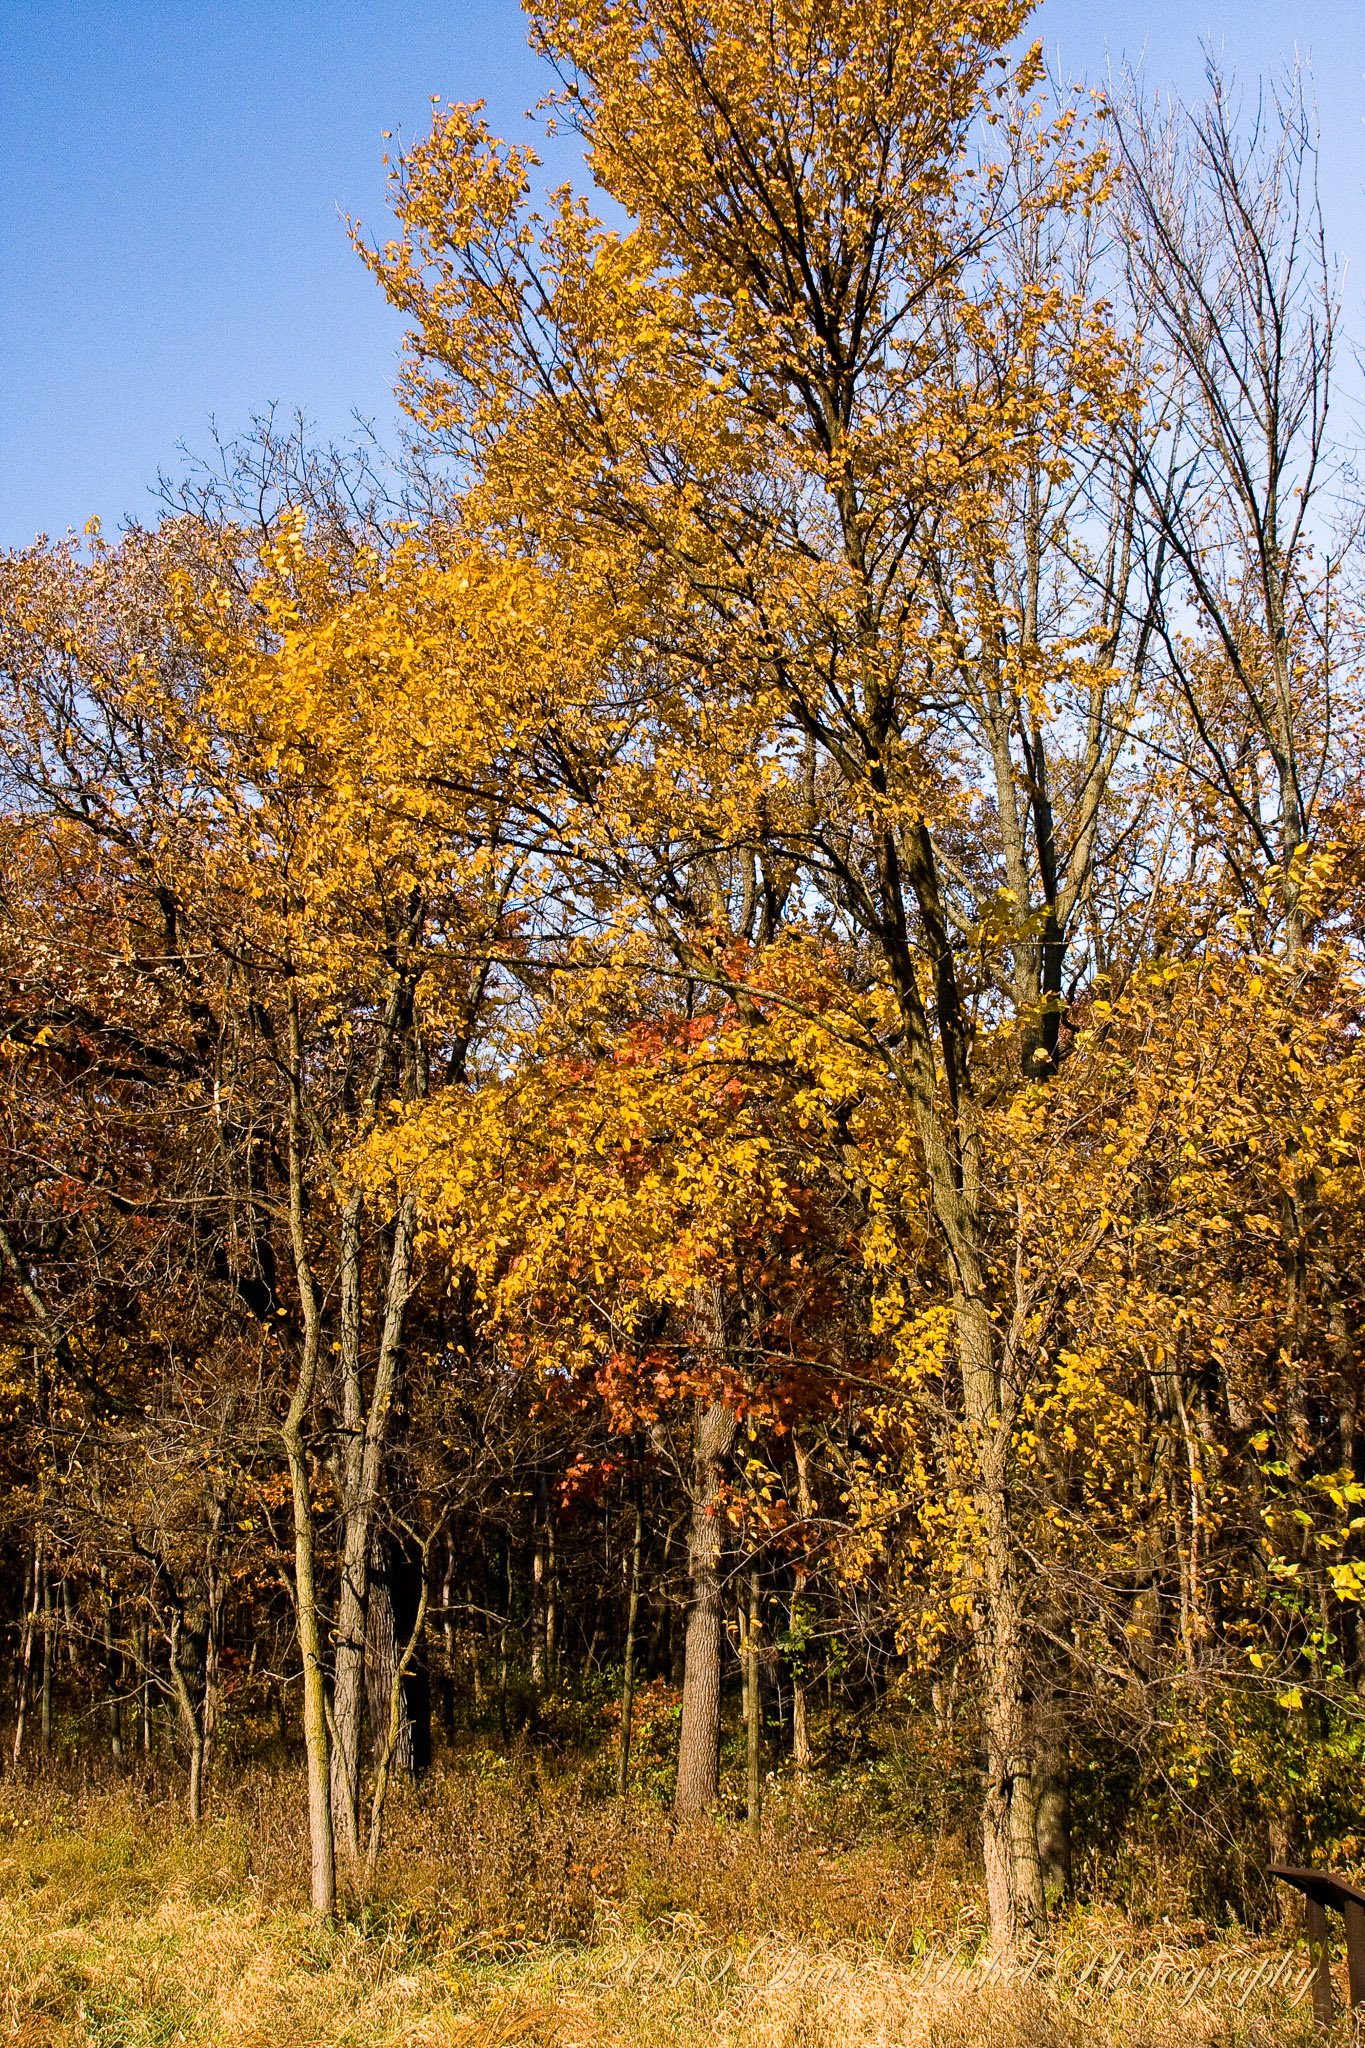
[0,1749,1329,2048]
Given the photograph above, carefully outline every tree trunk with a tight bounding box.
[468,1574,484,1708]
[282,990,336,1917]
[202,1510,223,1786]
[1033,1735,1072,1904]
[284,1396,334,1912]
[958,1292,1046,1948]
[366,1550,431,1882]
[791,1436,814,1776]
[330,1183,368,1862]
[883,804,1053,1948]
[39,1558,52,1755]
[167,1611,205,1826]
[617,1455,644,1798]
[531,1472,548,1686]
[739,1601,749,1733]
[674,1396,737,1816]
[11,1532,39,1767]
[546,1511,558,1677]
[746,1562,762,1838]
[365,1533,431,1779]
[670,1592,686,1686]
[102,1594,123,1766]
[439,1534,457,1737]
[499,1542,511,1739]
[789,1646,808,1774]
[136,1615,151,1755]
[331,1189,418,1861]
[366,1546,409,1778]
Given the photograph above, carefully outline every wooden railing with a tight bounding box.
[1271,1863,1365,2026]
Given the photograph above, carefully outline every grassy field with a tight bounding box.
[0,1765,1327,2046]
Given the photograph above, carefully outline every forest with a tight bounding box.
[0,2,1361,2041]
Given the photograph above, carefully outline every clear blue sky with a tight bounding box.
[1,0,1361,551]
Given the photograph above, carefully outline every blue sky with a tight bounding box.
[1,0,1361,550]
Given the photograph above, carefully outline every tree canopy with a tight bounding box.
[1,0,1362,1952]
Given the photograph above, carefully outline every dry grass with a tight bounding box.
[0,1766,1330,2046]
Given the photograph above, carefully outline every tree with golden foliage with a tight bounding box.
[1,1,1361,1958]
[359,0,1160,1942]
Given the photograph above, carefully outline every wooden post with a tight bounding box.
[1342,1896,1365,2011]
[1270,1864,1365,2024]
[1305,1894,1332,2028]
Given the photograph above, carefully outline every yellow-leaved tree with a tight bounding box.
[0,510,573,1908]
[360,0,1153,1942]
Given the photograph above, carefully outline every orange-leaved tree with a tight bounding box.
[383,944,901,1812]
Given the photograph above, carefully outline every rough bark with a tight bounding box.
[136,1614,150,1756]
[282,990,336,1917]
[326,962,422,1858]
[959,1294,1046,1946]
[365,1551,431,1882]
[617,1456,644,1798]
[746,1562,762,1839]
[365,1553,407,1778]
[545,1512,557,1677]
[670,1592,686,1687]
[531,1472,548,1687]
[1033,1724,1072,1904]
[329,1187,368,1862]
[103,1606,123,1764]
[791,1436,814,1776]
[331,1189,418,1857]
[167,1609,205,1825]
[10,1532,38,1766]
[674,1395,737,1816]
[39,1556,52,1755]
[439,1535,457,1736]
[366,1531,431,1779]
[856,818,1044,1945]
